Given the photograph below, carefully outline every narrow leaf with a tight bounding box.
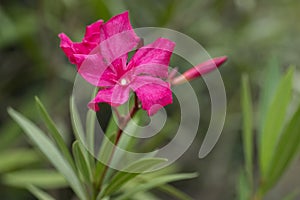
[94,112,119,189]
[158,184,194,200]
[106,110,144,179]
[237,171,251,200]
[70,96,86,142]
[0,149,40,173]
[27,185,56,200]
[85,87,98,170]
[8,108,88,200]
[132,192,159,200]
[102,157,167,197]
[72,140,93,184]
[241,75,254,186]
[261,102,300,193]
[114,173,197,200]
[2,170,67,189]
[70,97,95,181]
[118,110,143,150]
[35,96,75,169]
[94,134,116,189]
[86,109,96,157]
[258,56,281,133]
[260,68,294,176]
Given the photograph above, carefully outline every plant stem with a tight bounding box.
[94,94,139,198]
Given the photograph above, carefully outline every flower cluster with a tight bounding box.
[59,11,227,116]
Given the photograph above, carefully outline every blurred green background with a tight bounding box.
[1,0,300,199]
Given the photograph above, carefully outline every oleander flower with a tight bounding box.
[59,11,175,116]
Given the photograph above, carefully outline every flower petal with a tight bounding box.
[97,11,140,67]
[74,53,114,87]
[58,20,103,66]
[59,12,142,88]
[88,85,130,111]
[130,76,172,116]
[100,11,139,42]
[127,38,175,78]
[84,20,103,43]
[75,52,129,87]
[132,63,170,78]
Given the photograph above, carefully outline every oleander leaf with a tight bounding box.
[0,149,40,173]
[2,170,67,189]
[35,96,75,170]
[102,157,167,197]
[115,173,197,200]
[72,140,93,184]
[27,185,56,200]
[8,108,88,200]
[158,184,194,200]
[261,103,300,194]
[241,75,254,186]
[258,56,281,133]
[70,96,86,143]
[260,68,294,177]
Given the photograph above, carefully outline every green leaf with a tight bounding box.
[261,103,300,193]
[241,75,254,186]
[237,171,251,200]
[71,96,95,180]
[27,185,56,200]
[72,140,93,184]
[0,149,40,173]
[70,96,86,143]
[104,111,119,138]
[131,192,159,200]
[260,68,294,177]
[94,99,144,191]
[2,170,67,189]
[118,110,144,151]
[107,110,144,178]
[86,87,98,157]
[94,111,120,189]
[94,134,116,190]
[86,109,96,157]
[114,173,197,200]
[35,96,75,170]
[102,157,168,197]
[258,56,281,133]
[8,108,88,200]
[158,184,194,200]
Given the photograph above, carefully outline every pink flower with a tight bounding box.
[59,11,175,116]
[171,56,227,85]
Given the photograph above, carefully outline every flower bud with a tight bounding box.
[171,56,227,85]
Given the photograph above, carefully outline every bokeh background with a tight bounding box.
[1,0,300,199]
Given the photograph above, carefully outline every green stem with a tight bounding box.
[93,94,139,199]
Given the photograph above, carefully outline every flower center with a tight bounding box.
[120,78,128,86]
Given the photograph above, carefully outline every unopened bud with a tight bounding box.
[171,56,227,85]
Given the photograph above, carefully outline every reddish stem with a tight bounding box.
[96,94,139,193]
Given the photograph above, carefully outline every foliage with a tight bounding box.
[240,65,300,200]
[8,97,196,200]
